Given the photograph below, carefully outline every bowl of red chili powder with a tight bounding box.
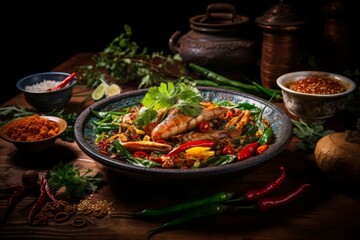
[0,114,67,152]
[277,71,356,123]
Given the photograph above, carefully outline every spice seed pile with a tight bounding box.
[290,76,346,94]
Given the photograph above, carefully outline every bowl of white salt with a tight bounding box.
[16,72,77,112]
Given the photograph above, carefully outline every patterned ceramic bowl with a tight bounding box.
[277,71,356,123]
[74,87,293,184]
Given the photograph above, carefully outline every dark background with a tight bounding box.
[2,0,358,103]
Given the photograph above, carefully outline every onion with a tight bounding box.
[314,132,360,185]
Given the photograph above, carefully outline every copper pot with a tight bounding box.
[169,3,258,79]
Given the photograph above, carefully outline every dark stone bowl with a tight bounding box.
[16,72,77,112]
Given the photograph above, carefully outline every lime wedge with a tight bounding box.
[106,84,122,97]
[91,83,107,100]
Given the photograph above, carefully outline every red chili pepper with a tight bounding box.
[0,185,24,194]
[197,121,210,132]
[156,139,167,144]
[52,72,76,90]
[221,145,235,155]
[43,177,56,202]
[223,110,233,120]
[257,183,311,211]
[165,140,215,157]
[98,138,110,154]
[237,142,259,161]
[28,177,47,225]
[2,185,28,222]
[244,166,286,201]
[134,151,149,159]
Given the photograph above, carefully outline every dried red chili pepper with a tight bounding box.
[2,186,28,222]
[227,166,286,204]
[244,166,286,201]
[1,170,40,222]
[257,183,311,211]
[28,177,47,225]
[237,142,259,161]
[0,185,24,194]
[43,177,56,202]
[165,140,215,157]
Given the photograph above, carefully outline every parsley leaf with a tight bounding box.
[291,119,335,152]
[135,82,202,128]
[46,162,105,201]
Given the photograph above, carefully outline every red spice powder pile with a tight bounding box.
[289,76,346,94]
[5,114,60,141]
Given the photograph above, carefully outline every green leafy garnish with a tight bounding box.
[77,24,184,89]
[46,162,105,201]
[135,82,202,128]
[291,119,335,152]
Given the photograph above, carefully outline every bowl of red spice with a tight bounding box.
[277,71,356,123]
[0,114,67,152]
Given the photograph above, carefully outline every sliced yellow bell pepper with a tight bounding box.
[184,147,215,161]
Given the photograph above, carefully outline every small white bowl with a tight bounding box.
[276,71,356,123]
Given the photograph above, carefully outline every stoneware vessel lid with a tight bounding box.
[255,3,305,27]
[190,3,249,32]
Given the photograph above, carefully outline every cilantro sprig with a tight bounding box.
[46,162,105,201]
[135,82,202,128]
[291,119,335,152]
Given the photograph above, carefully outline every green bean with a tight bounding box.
[111,192,233,219]
[93,115,113,125]
[189,63,259,92]
[250,80,283,101]
[94,123,119,133]
[193,79,221,87]
[146,204,229,237]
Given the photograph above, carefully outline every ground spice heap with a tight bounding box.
[5,114,60,141]
[290,76,346,94]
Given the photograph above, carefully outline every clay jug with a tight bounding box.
[169,3,258,79]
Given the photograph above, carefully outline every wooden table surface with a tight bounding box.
[1,52,359,240]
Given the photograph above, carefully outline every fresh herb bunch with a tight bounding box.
[0,106,77,142]
[54,110,78,142]
[46,162,104,202]
[291,119,335,152]
[135,81,202,128]
[77,24,184,89]
[0,106,36,125]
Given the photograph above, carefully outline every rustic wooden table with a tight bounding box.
[1,53,359,240]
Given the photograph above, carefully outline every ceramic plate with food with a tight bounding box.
[74,84,292,183]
